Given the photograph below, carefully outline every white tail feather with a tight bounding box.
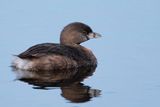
[12,57,32,70]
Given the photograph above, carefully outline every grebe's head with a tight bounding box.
[60,22,101,45]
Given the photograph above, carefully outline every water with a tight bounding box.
[0,0,160,107]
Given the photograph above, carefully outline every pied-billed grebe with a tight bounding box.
[12,22,101,71]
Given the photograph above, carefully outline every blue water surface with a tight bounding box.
[0,0,160,107]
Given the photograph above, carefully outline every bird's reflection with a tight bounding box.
[12,66,101,103]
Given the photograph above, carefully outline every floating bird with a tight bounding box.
[12,22,101,71]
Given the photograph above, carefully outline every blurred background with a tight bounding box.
[0,0,160,107]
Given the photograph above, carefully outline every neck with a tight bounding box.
[60,42,80,46]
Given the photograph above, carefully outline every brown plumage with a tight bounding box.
[12,22,101,71]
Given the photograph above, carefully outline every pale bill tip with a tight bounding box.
[88,32,102,39]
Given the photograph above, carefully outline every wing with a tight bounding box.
[18,43,59,58]
[18,43,90,61]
